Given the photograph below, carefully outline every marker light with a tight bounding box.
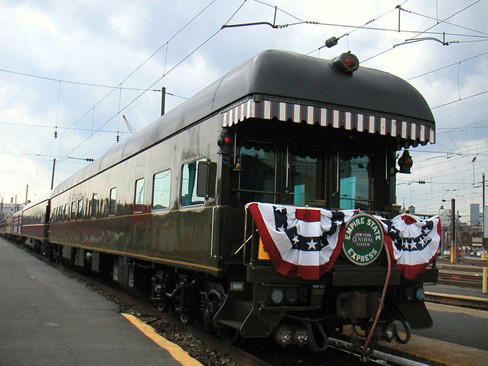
[398,150,413,174]
[331,52,359,73]
[217,130,233,154]
[416,286,425,301]
[270,288,284,304]
[344,56,356,68]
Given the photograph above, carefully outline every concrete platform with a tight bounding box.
[425,283,488,299]
[0,237,196,366]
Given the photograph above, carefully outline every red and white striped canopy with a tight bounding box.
[222,96,435,146]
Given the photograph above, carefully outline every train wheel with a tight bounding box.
[179,312,193,325]
[203,289,223,331]
[157,302,169,312]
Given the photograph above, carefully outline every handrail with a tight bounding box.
[232,205,258,265]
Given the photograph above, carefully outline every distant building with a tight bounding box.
[470,203,480,226]
[0,202,24,220]
[408,205,415,213]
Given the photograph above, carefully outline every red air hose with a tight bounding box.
[361,240,392,358]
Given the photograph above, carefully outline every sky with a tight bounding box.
[0,0,487,221]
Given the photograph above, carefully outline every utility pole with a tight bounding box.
[161,87,166,116]
[25,184,29,205]
[450,198,456,264]
[483,173,486,258]
[51,158,56,190]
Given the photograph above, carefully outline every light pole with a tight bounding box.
[483,173,486,259]
[51,158,56,190]
[50,157,94,191]
[450,198,456,264]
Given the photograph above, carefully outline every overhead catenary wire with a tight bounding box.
[253,0,303,22]
[2,2,484,213]
[308,1,410,55]
[56,0,248,165]
[394,138,488,210]
[0,121,129,133]
[252,0,487,56]
[398,157,488,184]
[362,0,483,63]
[0,66,191,98]
[224,13,488,39]
[0,151,94,161]
[0,67,162,92]
[406,51,488,81]
[398,147,488,204]
[431,89,488,109]
[397,5,488,36]
[37,0,216,157]
[403,141,488,166]
[406,0,481,40]
[436,117,488,132]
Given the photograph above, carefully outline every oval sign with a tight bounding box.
[343,214,384,266]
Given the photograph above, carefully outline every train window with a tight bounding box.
[238,143,276,203]
[91,194,98,218]
[77,199,84,220]
[109,187,117,215]
[153,169,171,210]
[180,158,206,206]
[291,150,322,206]
[71,202,77,221]
[134,178,145,212]
[339,153,372,210]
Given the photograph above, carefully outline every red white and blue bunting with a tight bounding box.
[222,97,435,146]
[248,202,356,280]
[379,214,442,280]
[247,203,441,281]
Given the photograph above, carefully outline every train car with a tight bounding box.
[41,50,438,356]
[21,196,50,251]
[6,210,23,241]
[0,216,9,236]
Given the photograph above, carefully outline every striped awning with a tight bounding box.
[222,96,435,146]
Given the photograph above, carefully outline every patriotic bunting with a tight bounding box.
[380,214,442,280]
[247,203,441,281]
[247,203,356,280]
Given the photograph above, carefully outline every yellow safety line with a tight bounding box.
[425,291,488,303]
[121,313,202,366]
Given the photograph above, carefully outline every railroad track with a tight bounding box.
[22,246,269,366]
[18,242,435,366]
[436,257,487,266]
[16,242,488,365]
[435,264,485,288]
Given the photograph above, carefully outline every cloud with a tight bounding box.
[1,0,487,219]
